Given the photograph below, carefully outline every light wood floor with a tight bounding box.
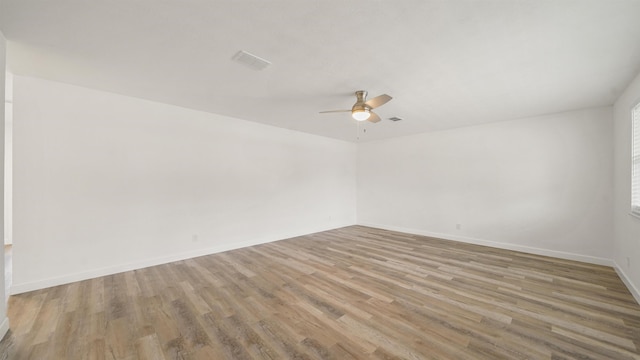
[1,226,639,359]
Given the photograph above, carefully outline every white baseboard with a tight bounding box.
[11,222,356,294]
[613,262,640,305]
[0,317,9,342]
[357,222,614,266]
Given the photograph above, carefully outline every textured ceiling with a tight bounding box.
[1,0,640,142]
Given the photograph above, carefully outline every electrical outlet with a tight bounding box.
[192,234,199,243]
[456,223,461,230]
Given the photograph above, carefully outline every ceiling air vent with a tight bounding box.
[389,117,403,122]
[232,50,271,70]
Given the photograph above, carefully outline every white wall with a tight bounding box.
[613,71,640,303]
[358,107,614,264]
[12,76,357,293]
[0,30,8,340]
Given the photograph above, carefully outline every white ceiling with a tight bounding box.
[1,1,640,142]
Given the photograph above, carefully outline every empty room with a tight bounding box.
[0,0,639,359]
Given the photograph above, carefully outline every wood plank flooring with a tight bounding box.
[1,226,639,359]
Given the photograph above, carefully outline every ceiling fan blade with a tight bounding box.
[365,94,392,109]
[367,112,381,123]
[319,110,351,114]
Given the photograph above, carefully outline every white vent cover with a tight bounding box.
[232,50,271,70]
[389,117,403,121]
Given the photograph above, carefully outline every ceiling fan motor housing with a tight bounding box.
[355,90,368,104]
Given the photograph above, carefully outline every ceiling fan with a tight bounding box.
[320,90,392,123]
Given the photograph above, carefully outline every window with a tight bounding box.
[633,102,640,217]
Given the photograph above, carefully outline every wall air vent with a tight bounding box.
[231,50,271,71]
[389,117,403,122]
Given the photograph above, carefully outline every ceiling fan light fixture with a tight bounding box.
[352,105,370,121]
